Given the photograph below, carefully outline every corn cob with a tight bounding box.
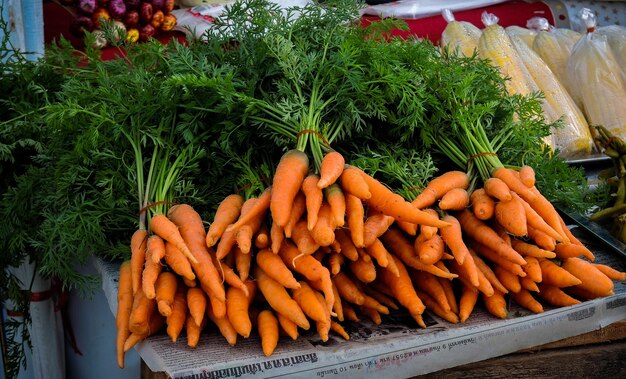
[567,9,626,139]
[532,28,581,106]
[505,25,536,47]
[595,25,626,84]
[509,33,593,158]
[440,9,482,57]
[478,12,539,97]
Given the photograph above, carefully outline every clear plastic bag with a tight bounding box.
[566,9,626,139]
[440,8,481,57]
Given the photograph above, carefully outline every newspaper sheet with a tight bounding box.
[95,222,626,378]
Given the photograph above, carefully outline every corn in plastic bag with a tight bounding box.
[504,25,536,47]
[567,9,626,140]
[508,32,593,158]
[440,8,481,57]
[594,25,626,85]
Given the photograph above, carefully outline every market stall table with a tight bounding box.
[96,219,626,379]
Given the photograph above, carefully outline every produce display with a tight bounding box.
[1,0,625,377]
[61,0,178,45]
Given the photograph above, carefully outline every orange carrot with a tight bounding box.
[331,282,344,321]
[234,246,251,282]
[333,272,366,305]
[142,238,164,300]
[283,192,306,238]
[164,242,195,281]
[150,214,196,264]
[527,186,569,243]
[130,229,148,295]
[204,288,225,319]
[471,251,509,294]
[592,263,626,281]
[345,193,365,247]
[277,312,299,340]
[317,151,345,189]
[362,213,395,247]
[364,238,390,267]
[341,300,360,322]
[527,225,557,251]
[561,257,614,298]
[258,309,280,356]
[270,221,284,254]
[470,188,495,221]
[396,220,418,236]
[254,266,310,330]
[522,256,542,283]
[116,261,133,368]
[278,241,335,313]
[206,306,238,346]
[254,223,270,249]
[256,248,300,289]
[147,231,165,263]
[271,149,310,227]
[226,282,256,338]
[414,289,459,324]
[536,283,581,307]
[302,174,323,230]
[215,227,237,261]
[211,254,249,297]
[129,289,157,336]
[328,252,345,275]
[185,313,207,348]
[419,209,441,239]
[292,281,328,323]
[439,214,470,265]
[491,167,537,202]
[554,242,595,261]
[168,204,225,302]
[232,197,259,254]
[411,171,470,209]
[325,184,346,227]
[378,255,426,321]
[514,193,563,242]
[349,249,377,283]
[459,283,479,322]
[381,228,458,279]
[519,165,536,187]
[470,240,527,277]
[438,187,470,211]
[311,202,336,247]
[155,271,178,317]
[416,233,445,265]
[364,286,399,311]
[495,196,527,237]
[124,311,165,352]
[483,177,512,202]
[360,306,383,325]
[482,290,508,319]
[520,276,540,292]
[335,228,359,261]
[330,321,350,340]
[511,288,544,313]
[457,210,526,266]
[409,270,451,312]
[291,219,320,255]
[438,277,458,315]
[166,285,187,343]
[449,255,490,295]
[187,287,207,327]
[494,265,521,293]
[227,187,271,233]
[539,259,582,288]
[340,165,371,200]
[358,169,450,228]
[511,239,556,259]
[206,194,244,247]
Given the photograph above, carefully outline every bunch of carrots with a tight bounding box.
[115,149,626,368]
